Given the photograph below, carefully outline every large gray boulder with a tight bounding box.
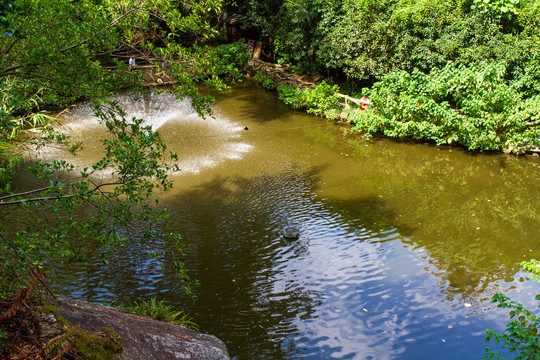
[55,298,230,360]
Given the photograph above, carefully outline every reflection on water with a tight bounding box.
[19,83,540,359]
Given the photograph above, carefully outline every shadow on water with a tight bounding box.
[213,81,308,125]
[10,84,540,359]
[328,134,540,301]
[156,164,535,359]
[161,168,338,359]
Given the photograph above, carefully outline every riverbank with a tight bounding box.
[244,59,370,121]
[133,56,369,122]
[242,59,540,156]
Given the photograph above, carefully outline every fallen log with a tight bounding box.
[337,94,372,110]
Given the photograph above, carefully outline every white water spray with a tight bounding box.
[37,91,253,176]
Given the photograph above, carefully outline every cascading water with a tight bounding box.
[38,90,253,175]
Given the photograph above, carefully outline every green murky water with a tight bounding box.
[18,82,540,359]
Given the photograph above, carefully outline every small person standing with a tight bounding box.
[128,55,136,68]
[360,95,371,110]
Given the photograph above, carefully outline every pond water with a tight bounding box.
[30,83,540,359]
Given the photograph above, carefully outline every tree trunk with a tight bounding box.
[252,41,262,60]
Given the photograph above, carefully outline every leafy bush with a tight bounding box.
[522,260,540,282]
[350,62,540,153]
[484,294,540,360]
[277,84,300,106]
[278,81,342,119]
[214,40,251,69]
[0,106,185,299]
[253,71,276,89]
[484,260,540,360]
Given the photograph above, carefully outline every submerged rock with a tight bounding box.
[55,297,230,360]
[282,226,300,239]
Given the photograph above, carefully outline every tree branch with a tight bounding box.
[2,37,20,58]
[0,181,122,205]
[108,1,148,28]
[1,64,24,75]
[0,195,77,206]
[0,186,55,201]
[337,93,372,107]
[60,39,90,52]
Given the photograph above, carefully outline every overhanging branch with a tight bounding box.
[0,181,123,206]
[0,194,77,205]
[60,39,90,52]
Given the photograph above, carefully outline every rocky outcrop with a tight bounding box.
[54,298,230,360]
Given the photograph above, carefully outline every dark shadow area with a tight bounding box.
[212,80,309,124]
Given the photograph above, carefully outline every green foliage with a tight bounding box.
[273,0,327,73]
[164,232,200,296]
[484,259,540,359]
[253,71,276,89]
[350,62,540,152]
[241,0,540,81]
[0,0,128,196]
[0,0,237,138]
[0,105,187,296]
[484,294,540,360]
[102,0,223,45]
[0,0,126,106]
[278,81,342,119]
[0,328,7,353]
[215,40,251,68]
[522,260,540,283]
[238,0,284,38]
[120,298,198,330]
[472,0,521,22]
[316,0,519,79]
[155,41,249,115]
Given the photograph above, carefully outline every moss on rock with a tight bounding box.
[66,325,123,360]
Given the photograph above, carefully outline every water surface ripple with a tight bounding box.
[38,84,540,359]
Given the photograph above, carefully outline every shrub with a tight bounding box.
[484,260,540,360]
[278,81,342,119]
[253,71,276,89]
[350,62,540,153]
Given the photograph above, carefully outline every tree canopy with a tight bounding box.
[0,0,250,332]
[231,0,540,152]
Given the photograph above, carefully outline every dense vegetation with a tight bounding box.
[1,0,539,357]
[0,0,247,357]
[232,0,540,153]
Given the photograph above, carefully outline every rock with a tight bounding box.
[54,297,230,360]
[282,226,300,239]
